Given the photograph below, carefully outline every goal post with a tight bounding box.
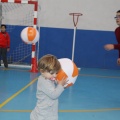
[0,0,39,72]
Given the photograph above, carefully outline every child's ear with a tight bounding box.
[39,69,44,73]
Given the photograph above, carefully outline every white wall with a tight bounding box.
[38,0,120,31]
[0,3,2,25]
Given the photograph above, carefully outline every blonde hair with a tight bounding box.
[38,54,61,73]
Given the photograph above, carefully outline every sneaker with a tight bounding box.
[4,65,8,68]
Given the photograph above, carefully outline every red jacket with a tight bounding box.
[0,32,10,48]
[114,27,120,57]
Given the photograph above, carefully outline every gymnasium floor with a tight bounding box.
[0,66,120,120]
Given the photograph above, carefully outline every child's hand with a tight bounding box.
[57,76,68,86]
[117,58,120,65]
[104,44,114,51]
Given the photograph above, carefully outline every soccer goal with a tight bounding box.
[0,0,39,70]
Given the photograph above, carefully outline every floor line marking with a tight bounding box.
[0,108,120,113]
[0,77,38,108]
[80,74,120,79]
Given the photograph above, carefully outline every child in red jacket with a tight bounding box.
[0,24,10,68]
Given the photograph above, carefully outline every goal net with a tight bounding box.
[0,0,39,68]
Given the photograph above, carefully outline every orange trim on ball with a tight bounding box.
[56,69,68,81]
[66,83,73,88]
[28,27,36,41]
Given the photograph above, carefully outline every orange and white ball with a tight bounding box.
[56,58,79,88]
[21,27,39,44]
